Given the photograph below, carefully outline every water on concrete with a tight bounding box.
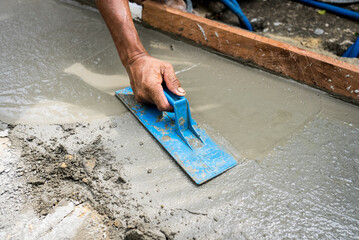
[0,0,359,239]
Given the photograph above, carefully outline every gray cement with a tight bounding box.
[0,0,359,239]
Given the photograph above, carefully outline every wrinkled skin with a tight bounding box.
[126,53,185,111]
[96,0,186,112]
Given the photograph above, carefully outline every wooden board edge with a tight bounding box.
[142,1,359,104]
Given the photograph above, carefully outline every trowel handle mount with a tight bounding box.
[163,88,205,150]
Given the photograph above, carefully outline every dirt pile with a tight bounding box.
[196,0,358,63]
[9,122,175,240]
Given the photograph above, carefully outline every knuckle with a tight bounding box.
[143,82,152,91]
[160,65,166,74]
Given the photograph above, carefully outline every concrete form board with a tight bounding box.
[142,1,359,105]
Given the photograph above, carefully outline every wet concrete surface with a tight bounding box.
[0,0,359,239]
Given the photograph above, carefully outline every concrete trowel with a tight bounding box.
[116,87,237,184]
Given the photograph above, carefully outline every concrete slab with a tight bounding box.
[0,0,358,239]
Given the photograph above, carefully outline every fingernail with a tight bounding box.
[177,87,186,94]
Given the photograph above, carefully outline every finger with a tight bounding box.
[162,64,186,96]
[149,83,174,112]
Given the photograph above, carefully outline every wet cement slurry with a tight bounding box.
[0,0,359,239]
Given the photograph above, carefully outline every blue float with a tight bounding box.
[116,87,237,185]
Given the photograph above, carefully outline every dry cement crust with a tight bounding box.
[7,120,176,240]
[0,114,224,239]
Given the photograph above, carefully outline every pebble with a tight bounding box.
[40,209,47,216]
[147,169,152,174]
[113,219,122,228]
[27,136,35,142]
[60,162,67,168]
[65,154,74,160]
[0,129,9,138]
[314,28,324,35]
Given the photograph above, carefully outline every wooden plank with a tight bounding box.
[142,1,359,104]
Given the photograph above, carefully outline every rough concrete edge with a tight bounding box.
[142,1,359,105]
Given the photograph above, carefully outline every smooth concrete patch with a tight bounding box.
[0,0,128,124]
[0,0,359,239]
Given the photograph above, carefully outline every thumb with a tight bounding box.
[163,64,186,96]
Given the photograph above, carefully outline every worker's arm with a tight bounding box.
[96,0,185,111]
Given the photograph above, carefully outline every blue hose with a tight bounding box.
[229,0,239,8]
[294,0,359,20]
[219,0,253,31]
[185,0,193,13]
[343,36,359,58]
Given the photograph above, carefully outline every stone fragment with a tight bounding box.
[314,28,324,35]
[84,157,96,174]
[27,177,45,185]
[64,154,74,160]
[0,129,9,137]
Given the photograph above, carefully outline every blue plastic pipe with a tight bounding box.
[220,0,253,31]
[229,0,239,8]
[343,36,359,58]
[294,0,359,20]
[185,0,193,13]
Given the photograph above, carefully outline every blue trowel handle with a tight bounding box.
[163,87,188,117]
[163,88,205,150]
[163,88,185,106]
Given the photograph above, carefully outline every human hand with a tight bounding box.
[125,53,186,112]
